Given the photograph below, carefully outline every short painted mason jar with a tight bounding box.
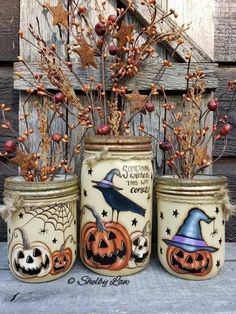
[3,175,79,283]
[156,175,228,280]
[80,136,153,276]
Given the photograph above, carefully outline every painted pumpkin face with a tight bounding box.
[167,246,212,276]
[11,242,52,279]
[81,221,132,270]
[51,248,72,275]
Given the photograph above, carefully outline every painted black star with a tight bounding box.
[88,168,93,175]
[83,189,87,197]
[166,227,171,235]
[219,238,222,245]
[160,212,164,220]
[52,238,57,244]
[101,210,108,217]
[18,212,24,219]
[216,260,221,268]
[132,218,138,227]
[173,210,179,218]
[215,207,220,214]
[160,247,163,255]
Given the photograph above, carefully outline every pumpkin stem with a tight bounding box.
[13,227,30,250]
[83,205,106,232]
[142,221,151,236]
[61,235,75,251]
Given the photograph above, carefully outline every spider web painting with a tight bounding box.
[23,201,75,233]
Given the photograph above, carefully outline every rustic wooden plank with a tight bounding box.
[0,65,19,208]
[167,0,215,60]
[120,0,213,62]
[0,243,236,313]
[214,67,236,157]
[20,0,68,61]
[213,158,236,242]
[14,61,218,91]
[215,0,236,62]
[0,0,19,61]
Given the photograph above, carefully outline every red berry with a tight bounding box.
[109,45,118,55]
[145,102,155,113]
[53,92,65,103]
[108,15,117,24]
[207,99,219,111]
[159,140,172,151]
[95,22,106,36]
[97,125,110,135]
[219,123,232,136]
[4,140,17,153]
[51,133,62,143]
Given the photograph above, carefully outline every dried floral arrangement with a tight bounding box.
[0,0,187,182]
[140,54,234,179]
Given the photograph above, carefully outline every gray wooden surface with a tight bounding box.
[0,242,236,314]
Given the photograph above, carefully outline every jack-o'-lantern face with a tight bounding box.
[11,242,52,279]
[51,248,72,275]
[167,246,212,276]
[81,221,132,270]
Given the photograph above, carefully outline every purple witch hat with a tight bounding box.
[163,208,218,253]
[92,168,123,191]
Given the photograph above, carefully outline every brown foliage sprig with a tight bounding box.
[140,55,234,179]
[1,0,188,181]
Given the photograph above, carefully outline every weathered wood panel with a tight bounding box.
[0,65,19,241]
[213,158,236,242]
[214,66,236,157]
[0,0,19,61]
[14,61,218,91]
[0,243,236,313]
[120,0,212,62]
[215,0,236,62]
[167,0,215,60]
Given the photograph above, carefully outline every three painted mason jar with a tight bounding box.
[156,175,227,280]
[80,136,153,276]
[5,175,79,283]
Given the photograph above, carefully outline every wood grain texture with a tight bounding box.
[214,66,236,157]
[20,0,68,61]
[14,61,218,91]
[0,0,19,61]
[167,0,215,60]
[215,0,236,62]
[0,243,236,313]
[120,0,212,62]
[213,158,236,242]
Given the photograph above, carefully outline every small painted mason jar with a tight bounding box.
[156,175,228,280]
[80,136,153,276]
[3,175,79,283]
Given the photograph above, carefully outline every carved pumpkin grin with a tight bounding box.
[169,251,210,274]
[85,240,126,265]
[14,255,50,276]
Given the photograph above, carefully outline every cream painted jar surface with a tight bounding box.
[80,136,153,276]
[4,175,79,283]
[156,175,228,280]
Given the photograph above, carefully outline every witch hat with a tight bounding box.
[92,168,123,191]
[163,208,218,252]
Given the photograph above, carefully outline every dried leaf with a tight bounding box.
[44,1,70,29]
[113,21,134,49]
[126,90,148,113]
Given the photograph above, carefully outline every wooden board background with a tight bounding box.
[0,0,236,242]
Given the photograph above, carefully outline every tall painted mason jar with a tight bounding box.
[156,175,229,280]
[2,175,78,283]
[80,136,153,276]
